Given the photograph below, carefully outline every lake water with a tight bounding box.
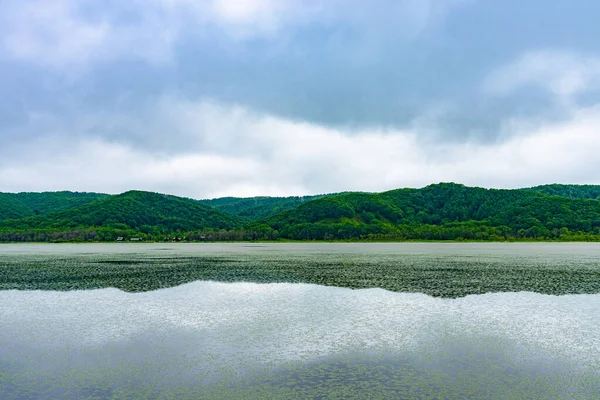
[1,243,599,398]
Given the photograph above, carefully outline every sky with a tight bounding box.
[1,0,600,199]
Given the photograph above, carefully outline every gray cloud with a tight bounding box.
[2,1,600,194]
[0,0,482,135]
[484,51,600,100]
[2,97,600,198]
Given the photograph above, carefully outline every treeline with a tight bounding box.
[3,183,600,242]
[0,229,101,243]
[0,227,158,243]
[524,184,600,200]
[3,225,599,243]
[0,228,279,243]
[246,222,600,241]
[198,193,342,222]
[0,190,241,232]
[246,183,600,241]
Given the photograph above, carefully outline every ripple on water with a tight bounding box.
[0,282,599,399]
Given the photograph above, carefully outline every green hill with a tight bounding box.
[0,190,243,241]
[249,183,600,240]
[0,191,109,221]
[526,184,600,200]
[199,193,344,222]
[0,194,34,221]
[3,183,600,242]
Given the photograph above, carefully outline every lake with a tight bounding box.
[1,243,599,398]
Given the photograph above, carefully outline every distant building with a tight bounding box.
[130,238,143,242]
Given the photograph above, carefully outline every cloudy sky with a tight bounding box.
[1,0,600,198]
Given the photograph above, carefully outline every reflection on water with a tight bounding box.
[1,281,599,399]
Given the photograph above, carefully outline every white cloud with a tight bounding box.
[155,0,295,36]
[484,50,600,100]
[211,0,284,25]
[2,97,600,197]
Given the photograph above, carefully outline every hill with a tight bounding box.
[0,190,243,241]
[0,191,109,221]
[0,194,33,221]
[199,193,344,222]
[248,183,600,240]
[3,183,600,242]
[526,184,600,200]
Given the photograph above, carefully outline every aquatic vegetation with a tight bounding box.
[1,243,599,298]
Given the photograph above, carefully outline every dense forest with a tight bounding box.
[2,183,600,242]
[248,183,600,240]
[0,191,108,222]
[524,184,600,200]
[0,191,241,242]
[198,193,342,222]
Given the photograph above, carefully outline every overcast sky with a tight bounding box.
[1,0,600,198]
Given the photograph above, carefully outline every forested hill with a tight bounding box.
[0,190,242,241]
[198,193,344,222]
[0,194,32,221]
[0,191,108,222]
[526,184,600,200]
[199,184,600,223]
[248,183,600,240]
[2,184,600,242]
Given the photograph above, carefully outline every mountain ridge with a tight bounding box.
[198,192,350,222]
[0,191,109,222]
[2,183,600,242]
[0,190,242,241]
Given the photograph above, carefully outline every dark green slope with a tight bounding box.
[250,183,600,240]
[526,184,600,200]
[4,183,600,242]
[0,194,34,221]
[14,191,109,215]
[0,191,109,221]
[0,191,243,233]
[199,193,344,222]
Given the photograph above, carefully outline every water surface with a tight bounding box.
[1,243,599,398]
[1,282,598,399]
[1,243,599,297]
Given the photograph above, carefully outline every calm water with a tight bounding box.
[1,243,599,399]
[4,241,600,256]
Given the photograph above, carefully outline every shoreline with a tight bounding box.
[2,239,600,244]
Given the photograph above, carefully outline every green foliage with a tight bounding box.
[0,194,34,221]
[3,183,600,242]
[14,191,110,215]
[0,190,243,239]
[526,184,600,200]
[0,191,109,221]
[199,193,344,222]
[250,183,600,240]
